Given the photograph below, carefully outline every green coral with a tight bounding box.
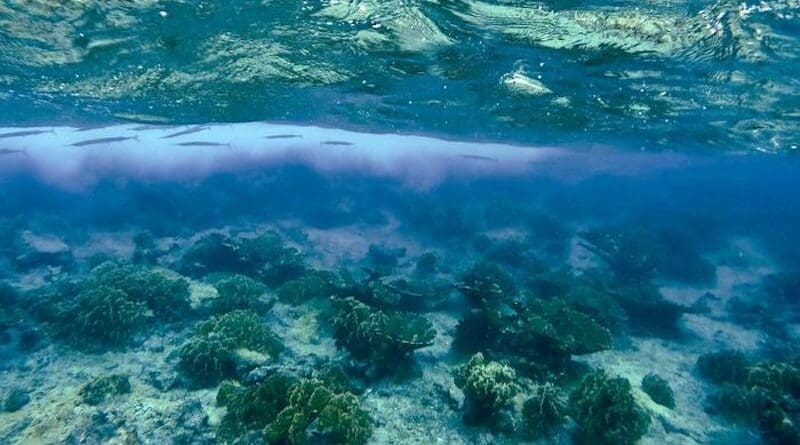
[696,350,749,385]
[71,286,151,347]
[458,261,517,306]
[178,231,307,287]
[178,310,282,386]
[244,231,307,287]
[212,274,270,313]
[79,374,131,406]
[88,261,190,320]
[278,270,338,305]
[703,357,800,445]
[216,375,372,445]
[331,297,435,371]
[29,261,191,349]
[641,373,676,409]
[570,371,650,445]
[453,352,520,425]
[522,382,567,439]
[508,297,612,368]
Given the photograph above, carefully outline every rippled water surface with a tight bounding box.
[1,0,799,151]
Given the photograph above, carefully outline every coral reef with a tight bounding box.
[700,354,800,445]
[522,382,567,439]
[330,297,435,372]
[507,297,612,369]
[696,350,749,385]
[217,374,372,444]
[570,371,651,445]
[580,228,715,285]
[278,270,338,305]
[212,274,270,314]
[79,374,132,406]
[177,310,283,386]
[70,286,151,348]
[88,261,191,320]
[641,373,676,409]
[453,352,520,426]
[458,260,517,306]
[178,231,307,287]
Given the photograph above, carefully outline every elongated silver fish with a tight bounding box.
[70,136,139,147]
[460,154,498,162]
[323,140,353,146]
[0,148,27,156]
[0,129,54,139]
[74,125,111,132]
[132,124,174,131]
[265,134,302,139]
[175,141,231,147]
[161,126,209,139]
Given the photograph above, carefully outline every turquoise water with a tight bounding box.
[1,0,799,151]
[2,2,800,445]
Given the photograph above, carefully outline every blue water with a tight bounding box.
[2,2,800,445]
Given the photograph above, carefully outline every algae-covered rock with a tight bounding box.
[79,374,131,406]
[330,297,435,372]
[453,352,520,426]
[522,382,567,439]
[365,243,406,273]
[641,373,676,409]
[570,371,650,445]
[2,388,30,412]
[415,252,439,276]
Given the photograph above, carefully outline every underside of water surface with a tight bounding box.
[2,1,800,445]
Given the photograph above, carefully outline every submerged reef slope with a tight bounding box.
[1,146,800,444]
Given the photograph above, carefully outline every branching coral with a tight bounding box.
[212,274,270,313]
[71,286,151,348]
[278,270,338,305]
[88,261,191,320]
[178,310,282,386]
[700,354,800,445]
[330,297,435,371]
[453,352,520,425]
[570,371,650,445]
[217,375,372,445]
[522,382,567,438]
